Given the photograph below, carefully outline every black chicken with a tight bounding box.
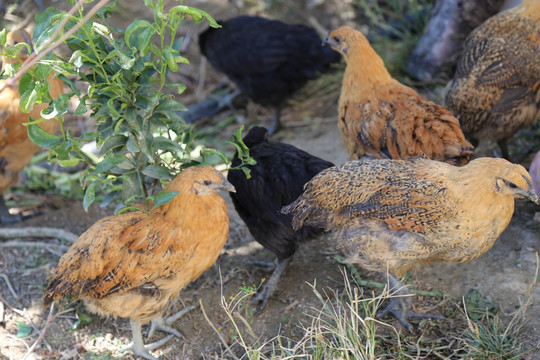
[228,126,334,314]
[199,16,341,134]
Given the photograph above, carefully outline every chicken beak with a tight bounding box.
[527,188,540,205]
[323,32,332,46]
[221,179,236,193]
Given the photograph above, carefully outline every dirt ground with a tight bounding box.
[1,0,540,359]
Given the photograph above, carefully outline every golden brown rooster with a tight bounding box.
[446,0,540,158]
[43,166,235,360]
[283,157,539,330]
[324,26,474,165]
[0,29,64,224]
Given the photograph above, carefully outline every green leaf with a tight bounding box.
[241,166,252,179]
[19,85,39,114]
[142,164,173,180]
[125,135,140,153]
[151,190,179,210]
[16,322,32,338]
[100,134,128,155]
[71,311,94,331]
[163,47,178,72]
[0,29,6,46]
[152,136,182,153]
[115,206,144,214]
[122,172,141,202]
[113,48,135,70]
[155,99,185,113]
[95,155,126,173]
[83,181,97,211]
[27,124,63,148]
[165,82,187,95]
[18,72,33,96]
[170,6,220,27]
[57,157,81,167]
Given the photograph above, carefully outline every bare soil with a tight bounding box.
[1,1,539,359]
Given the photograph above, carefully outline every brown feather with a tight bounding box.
[43,166,234,324]
[446,0,540,144]
[283,157,539,277]
[326,26,474,166]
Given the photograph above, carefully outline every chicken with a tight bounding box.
[530,150,540,197]
[445,0,540,159]
[199,15,341,134]
[283,157,539,330]
[43,166,235,360]
[324,26,474,166]
[227,126,334,314]
[0,29,64,224]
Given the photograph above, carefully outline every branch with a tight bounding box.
[0,227,78,242]
[21,303,54,360]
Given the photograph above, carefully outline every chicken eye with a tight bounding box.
[333,37,341,43]
[203,180,212,186]
[507,181,517,188]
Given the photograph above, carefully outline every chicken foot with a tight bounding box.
[377,273,443,331]
[147,304,196,339]
[250,257,292,315]
[121,305,196,360]
[0,195,43,224]
[0,195,23,224]
[121,319,166,360]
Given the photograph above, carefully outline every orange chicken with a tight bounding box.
[43,166,235,360]
[0,29,64,224]
[324,26,474,165]
[283,157,539,330]
[446,0,540,159]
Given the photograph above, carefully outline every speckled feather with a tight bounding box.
[326,26,473,166]
[446,0,540,143]
[44,166,232,323]
[283,157,538,276]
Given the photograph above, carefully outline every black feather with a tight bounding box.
[228,126,334,261]
[199,16,341,108]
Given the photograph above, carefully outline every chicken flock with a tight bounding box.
[0,1,539,358]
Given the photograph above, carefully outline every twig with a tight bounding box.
[199,298,240,360]
[0,241,69,258]
[0,227,78,242]
[21,303,55,360]
[0,273,18,299]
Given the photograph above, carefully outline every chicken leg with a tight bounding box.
[267,107,282,135]
[377,273,443,331]
[250,257,292,315]
[121,305,196,360]
[122,319,161,360]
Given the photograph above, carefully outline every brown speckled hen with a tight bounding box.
[446,0,540,158]
[43,166,235,360]
[324,26,474,165]
[283,157,539,330]
[0,30,64,224]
